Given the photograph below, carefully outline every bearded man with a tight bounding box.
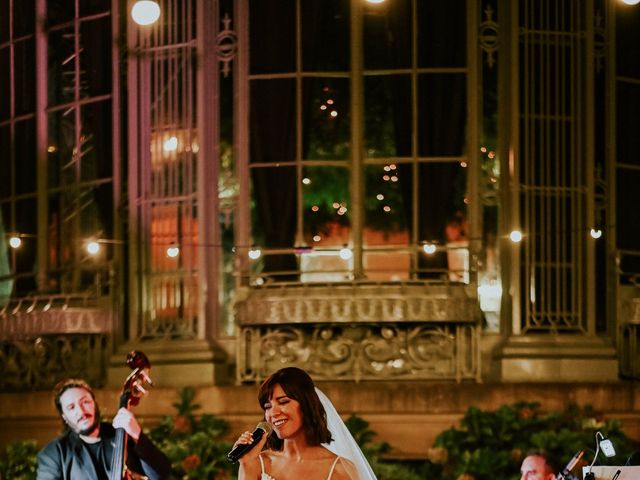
[37,378,171,479]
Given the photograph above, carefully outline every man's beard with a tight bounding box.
[77,406,101,436]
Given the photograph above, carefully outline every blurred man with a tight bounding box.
[37,378,171,480]
[520,450,560,480]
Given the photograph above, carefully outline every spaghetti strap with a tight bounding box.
[327,456,341,480]
[258,454,266,474]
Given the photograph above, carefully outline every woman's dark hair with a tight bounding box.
[258,367,332,450]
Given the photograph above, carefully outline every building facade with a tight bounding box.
[1,0,640,396]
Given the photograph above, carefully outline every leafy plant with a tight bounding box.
[147,387,235,479]
[426,402,636,480]
[0,440,38,480]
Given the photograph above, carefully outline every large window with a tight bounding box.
[247,0,472,285]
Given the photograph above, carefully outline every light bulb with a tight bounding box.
[248,248,262,260]
[131,1,161,26]
[509,230,523,243]
[339,247,352,260]
[423,243,437,255]
[9,236,21,249]
[87,241,100,255]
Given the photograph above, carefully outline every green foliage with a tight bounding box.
[147,387,235,479]
[427,402,636,480]
[0,440,38,480]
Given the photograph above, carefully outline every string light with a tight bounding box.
[9,236,21,249]
[131,0,161,26]
[248,247,262,260]
[509,230,523,243]
[86,241,100,255]
[339,247,352,260]
[166,246,180,258]
[423,243,437,255]
[621,0,640,5]
[590,228,603,239]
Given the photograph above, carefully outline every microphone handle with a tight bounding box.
[227,428,266,463]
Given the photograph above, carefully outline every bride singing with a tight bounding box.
[232,367,377,480]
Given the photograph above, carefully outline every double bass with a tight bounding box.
[109,350,153,480]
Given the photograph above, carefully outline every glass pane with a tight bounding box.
[14,198,37,295]
[79,0,110,17]
[302,166,350,247]
[14,0,35,37]
[80,16,112,97]
[617,83,640,167]
[303,77,350,160]
[363,163,410,245]
[418,162,468,282]
[418,73,467,157]
[15,119,36,195]
[47,0,75,26]
[617,169,640,251]
[417,0,466,68]
[0,47,9,121]
[0,126,10,197]
[250,79,296,164]
[0,0,8,43]
[363,0,411,70]
[80,100,113,182]
[0,204,13,301]
[14,38,36,116]
[48,109,78,189]
[364,75,411,158]
[250,0,295,74]
[301,0,349,72]
[48,26,76,106]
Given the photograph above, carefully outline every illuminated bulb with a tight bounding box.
[320,105,327,111]
[332,202,340,209]
[423,243,437,255]
[166,246,180,258]
[330,110,338,117]
[376,194,384,200]
[367,0,385,3]
[390,176,398,182]
[383,206,391,212]
[87,241,100,255]
[47,146,57,153]
[326,99,334,105]
[302,177,311,185]
[131,0,161,25]
[311,205,319,212]
[248,248,262,260]
[590,228,603,239]
[163,136,178,152]
[460,161,467,168]
[339,247,352,260]
[383,175,390,181]
[384,166,391,172]
[313,235,321,242]
[621,0,640,4]
[509,230,523,243]
[9,236,21,249]
[389,164,396,170]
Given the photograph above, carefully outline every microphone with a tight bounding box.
[227,421,273,463]
[556,449,585,480]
